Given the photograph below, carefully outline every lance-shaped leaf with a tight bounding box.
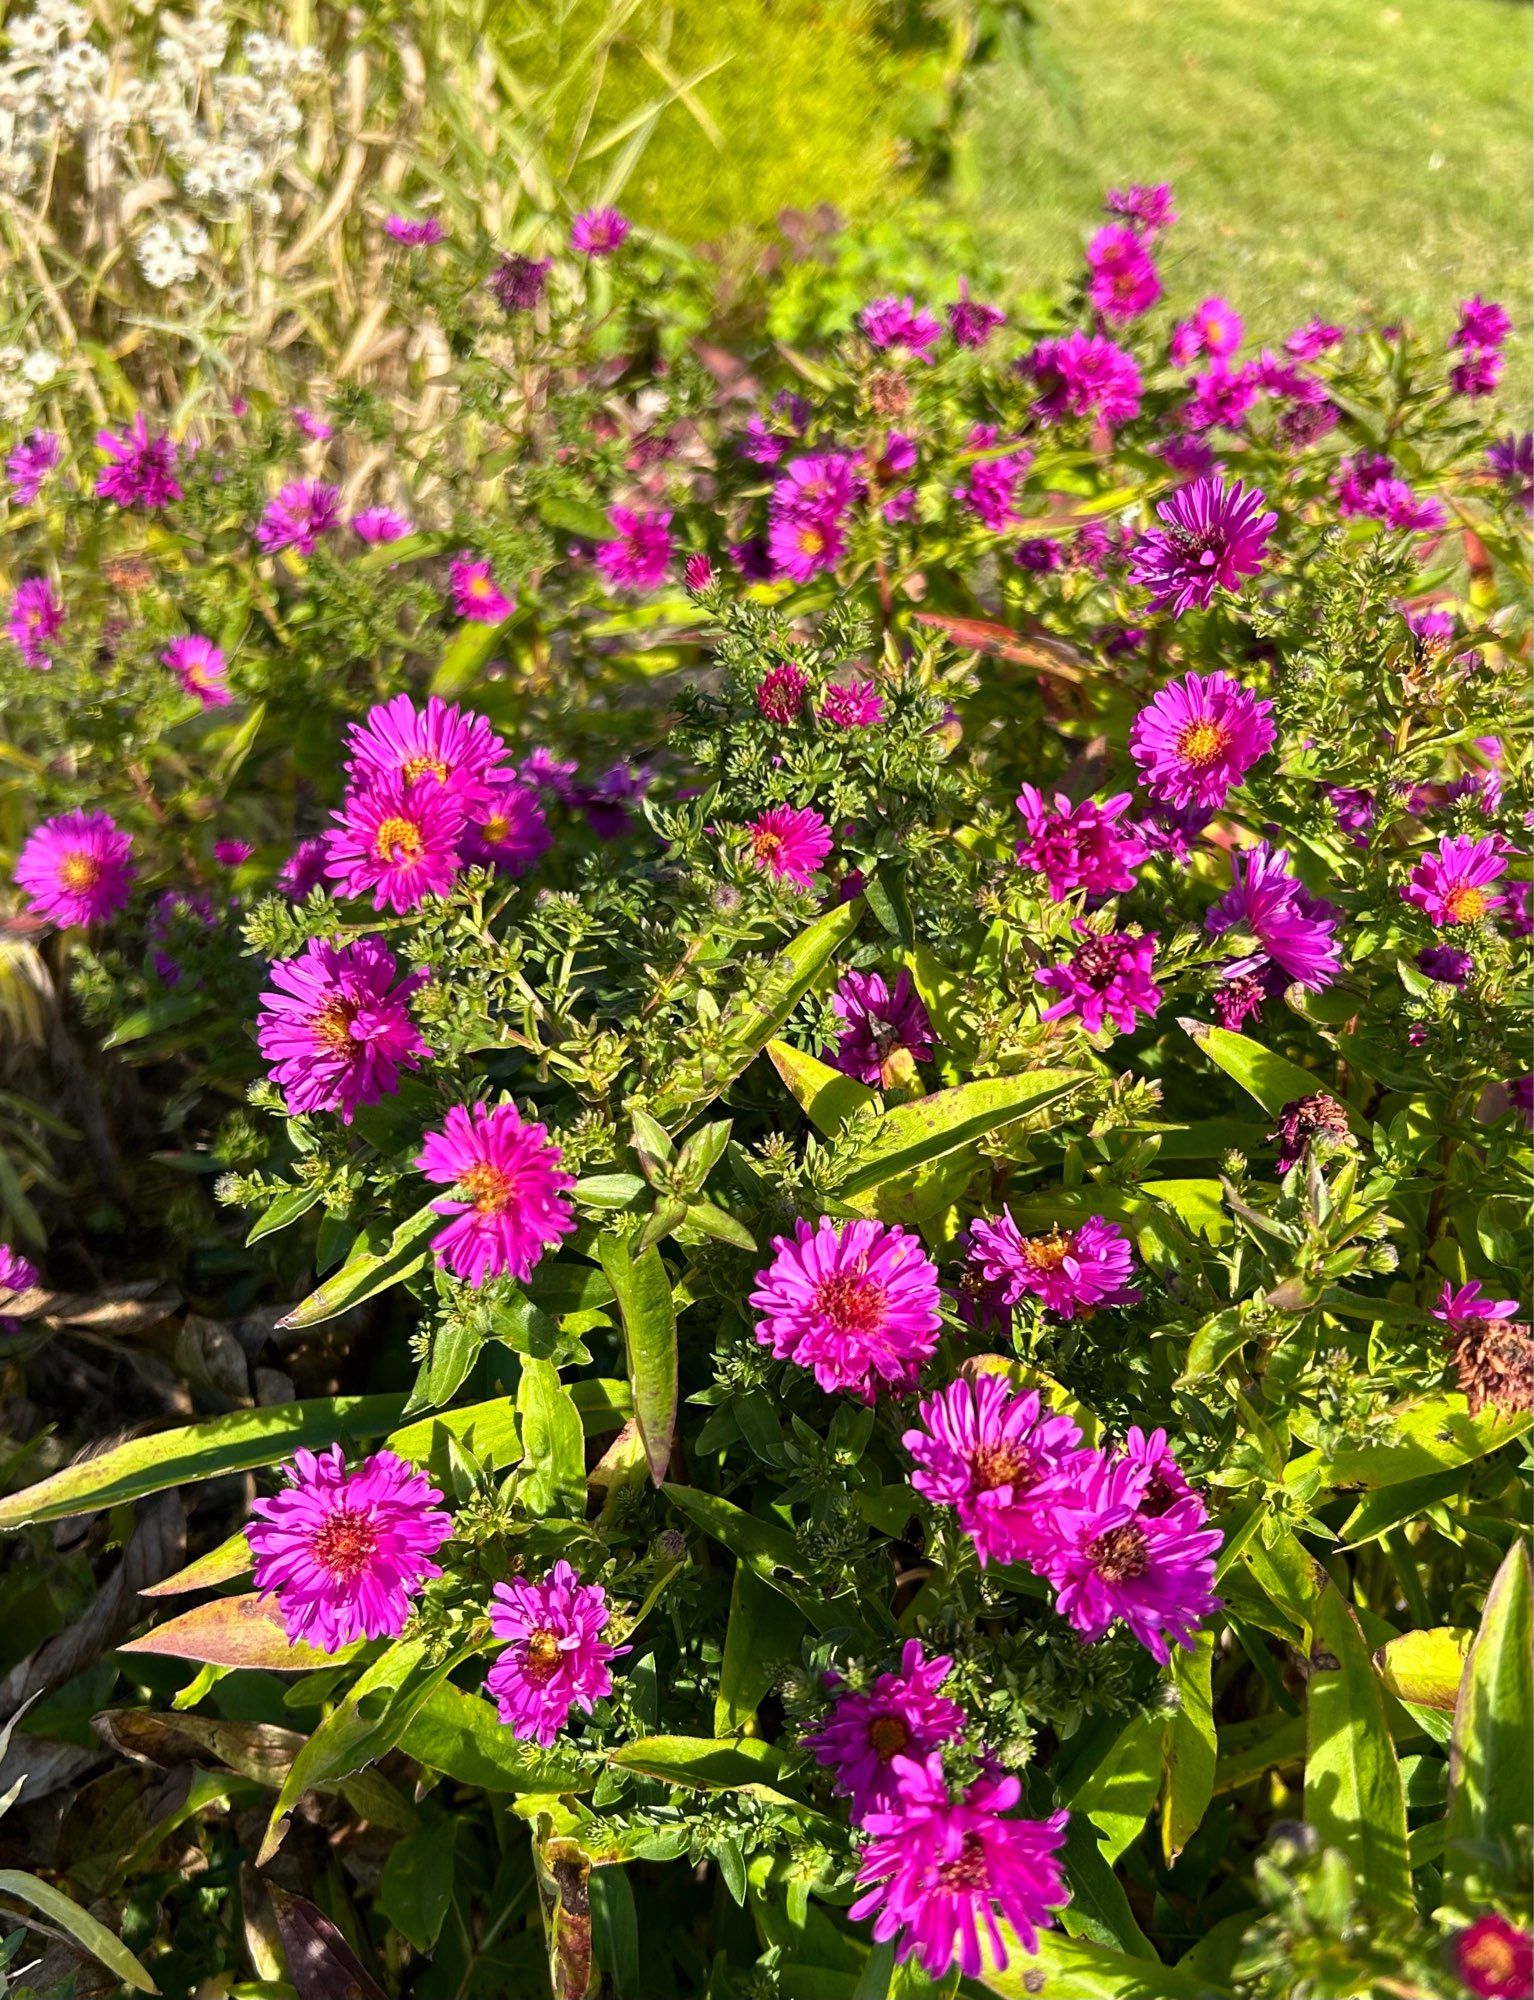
[598,1237,677,1487]
[1178,1018,1345,1122]
[1445,1540,1532,1897]
[833,1068,1085,1202]
[246,1183,324,1245]
[661,1482,848,1632]
[608,1734,790,1791]
[978,1926,1219,1998]
[267,1884,389,2000]
[277,1203,440,1329]
[143,1529,252,1597]
[1161,1632,1216,1863]
[400,1683,595,1795]
[715,1562,806,1736]
[517,1358,587,1517]
[0,1872,158,1993]
[1286,1395,1531,1498]
[766,1038,877,1137]
[1303,1582,1411,1917]
[430,617,506,697]
[120,1591,357,1672]
[1372,1627,1472,1711]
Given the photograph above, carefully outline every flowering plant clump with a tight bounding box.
[0,160,1529,2000]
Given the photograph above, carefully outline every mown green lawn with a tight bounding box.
[953,0,1531,366]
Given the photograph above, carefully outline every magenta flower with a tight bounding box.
[1170,296,1243,366]
[278,836,331,900]
[1015,788,1147,901]
[955,449,1031,532]
[968,1211,1140,1321]
[1452,351,1503,399]
[1086,223,1161,321]
[803,1640,964,1818]
[460,780,552,876]
[821,679,884,729]
[163,635,231,708]
[416,1101,575,1287]
[749,1216,942,1402]
[292,406,332,442]
[214,840,253,867]
[1105,182,1177,237]
[570,206,629,255]
[1037,929,1162,1037]
[1488,433,1533,509]
[6,429,60,503]
[1267,1093,1352,1175]
[1025,331,1142,427]
[1014,536,1064,572]
[257,937,429,1123]
[1453,1914,1534,2000]
[1129,475,1276,617]
[344,694,511,805]
[486,1561,624,1744]
[0,1245,40,1291]
[326,776,466,912]
[95,415,181,510]
[1285,319,1345,360]
[257,479,341,556]
[247,1445,451,1652]
[1129,671,1276,811]
[1432,1280,1522,1335]
[1180,364,1260,436]
[386,214,446,245]
[850,1754,1069,1980]
[1402,834,1510,927]
[684,551,716,591]
[450,553,516,623]
[904,1374,1088,1569]
[6,577,64,668]
[1452,296,1512,352]
[828,968,934,1086]
[15,811,134,928]
[947,281,1006,348]
[755,661,810,723]
[747,805,832,888]
[768,505,846,581]
[353,506,413,543]
[596,507,672,591]
[1120,1425,1196,1514]
[861,296,942,358]
[488,252,551,311]
[1034,1450,1221,1663]
[1206,842,1342,993]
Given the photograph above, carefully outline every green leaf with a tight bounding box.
[598,1238,677,1487]
[608,1734,790,1791]
[399,1684,592,1794]
[430,618,505,696]
[1178,1018,1338,1120]
[588,1867,639,2000]
[517,1358,587,1517]
[102,991,209,1049]
[0,1872,157,1992]
[1286,1396,1532,1498]
[143,1529,252,1597]
[538,495,616,541]
[245,1183,323,1245]
[1161,1633,1216,1863]
[376,1822,457,1953]
[277,1204,440,1328]
[978,1927,1220,1998]
[715,1561,806,1736]
[661,1483,847,1632]
[1059,1814,1155,1958]
[1372,1627,1471,1711]
[834,1069,1085,1203]
[1303,1583,1412,1917]
[1445,1541,1532,1891]
[405,1317,485,1414]
[120,1591,357,1672]
[766,1039,877,1137]
[1070,1711,1163,1865]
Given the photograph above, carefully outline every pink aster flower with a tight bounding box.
[292,406,332,442]
[570,206,629,255]
[1205,841,1343,993]
[768,504,847,581]
[861,296,942,359]
[904,1373,1089,1568]
[6,429,60,503]
[1453,1914,1534,2000]
[1285,319,1345,361]
[353,506,413,543]
[1452,296,1512,353]
[1129,670,1276,810]
[1086,223,1161,322]
[1170,296,1244,366]
[247,1444,451,1652]
[747,804,832,888]
[1037,929,1162,1037]
[257,479,341,556]
[821,679,884,729]
[163,634,231,708]
[459,779,552,876]
[1025,331,1142,427]
[15,811,134,928]
[756,661,810,723]
[0,1244,40,1291]
[486,1561,624,1744]
[257,936,429,1123]
[851,1754,1069,1980]
[828,968,934,1086]
[385,214,446,245]
[967,1211,1140,1321]
[1180,363,1261,436]
[595,506,672,591]
[214,840,252,867]
[6,577,64,668]
[326,776,466,912]
[749,1216,942,1402]
[1129,475,1276,616]
[1033,1449,1221,1663]
[450,553,515,623]
[1451,350,1503,399]
[955,448,1031,532]
[1014,536,1064,572]
[804,1640,965,1819]
[278,836,330,900]
[1105,182,1177,237]
[1014,788,1147,900]
[1401,834,1509,927]
[487,252,551,312]
[344,694,512,805]
[684,551,716,591]
[947,281,1006,348]
[1119,1425,1196,1514]
[95,415,182,510]
[416,1101,575,1287]
[1488,433,1533,509]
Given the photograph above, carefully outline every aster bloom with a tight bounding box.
[353,506,413,543]
[1453,1915,1534,2000]
[1267,1092,1352,1175]
[1014,788,1147,901]
[851,1754,1070,1980]
[803,1640,964,1819]
[1129,671,1277,810]
[326,776,466,913]
[749,1216,942,1402]
[755,661,810,723]
[1157,433,1220,479]
[1086,223,1161,322]
[246,1445,451,1652]
[860,296,942,359]
[579,761,651,839]
[486,1562,624,1744]
[570,206,629,255]
[1451,350,1503,399]
[450,553,515,623]
[1452,296,1512,352]
[1402,834,1510,927]
[969,1211,1140,1321]
[1035,1450,1222,1663]
[214,840,253,867]
[1205,842,1343,993]
[1026,332,1142,427]
[257,479,341,556]
[385,214,446,245]
[278,836,331,900]
[416,1101,575,1287]
[1105,182,1177,237]
[1170,296,1244,366]
[955,448,1032,532]
[821,679,884,729]
[1037,929,1162,1037]
[1285,318,1345,360]
[828,968,934,1086]
[747,805,832,888]
[683,552,716,592]
[1430,1280,1521,1335]
[1129,475,1276,617]
[460,780,552,876]
[163,635,231,708]
[6,429,60,503]
[904,1373,1089,1568]
[596,507,672,591]
[768,503,847,582]
[15,811,134,928]
[947,280,1006,348]
[1180,364,1260,436]
[1418,944,1473,986]
[1119,1425,1196,1514]
[0,1245,40,1291]
[6,577,64,668]
[1487,433,1533,509]
[344,694,511,805]
[487,252,551,312]
[257,937,429,1123]
[1014,537,1064,572]
[95,414,182,510]
[292,406,332,442]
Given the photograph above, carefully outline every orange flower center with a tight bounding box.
[1462,1933,1518,1982]
[796,524,826,557]
[402,755,450,784]
[313,997,358,1051]
[1175,719,1231,767]
[480,815,511,845]
[1020,1229,1073,1273]
[753,829,784,863]
[813,1270,888,1337]
[58,852,103,892]
[460,1160,516,1215]
[971,1441,1034,1492]
[1088,1521,1150,1583]
[1444,885,1488,924]
[372,814,425,862]
[523,1627,561,1685]
[868,1716,909,1760]
[310,1506,380,1580]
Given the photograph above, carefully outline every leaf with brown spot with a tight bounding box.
[119,1592,356,1671]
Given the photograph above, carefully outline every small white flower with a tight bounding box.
[7,16,59,58]
[20,348,59,385]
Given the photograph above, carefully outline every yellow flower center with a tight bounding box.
[313,997,358,1051]
[460,1160,516,1215]
[1444,885,1488,924]
[310,1506,380,1580]
[523,1627,561,1684]
[868,1716,910,1760]
[1020,1229,1073,1273]
[402,755,450,784]
[480,815,511,845]
[58,852,103,892]
[1176,719,1231,767]
[372,814,424,862]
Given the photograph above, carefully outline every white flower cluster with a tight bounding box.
[0,343,62,425]
[136,209,210,287]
